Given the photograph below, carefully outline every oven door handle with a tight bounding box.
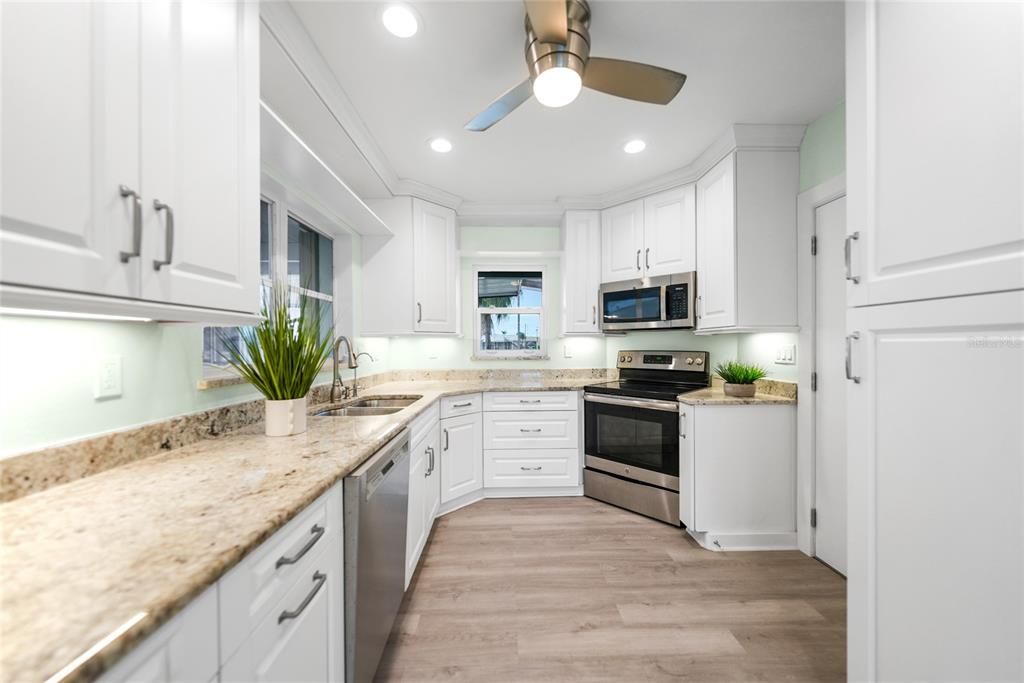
[584,393,680,413]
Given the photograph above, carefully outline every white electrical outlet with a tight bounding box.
[94,354,123,399]
[563,341,573,358]
[775,344,796,365]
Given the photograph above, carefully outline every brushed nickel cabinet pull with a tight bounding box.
[119,185,142,263]
[845,232,861,284]
[276,524,325,569]
[416,302,423,323]
[645,248,650,270]
[680,411,687,439]
[443,428,449,451]
[845,331,861,384]
[152,199,174,270]
[278,572,326,624]
[519,428,543,433]
[592,305,597,325]
[520,466,542,471]
[635,249,641,271]
[453,402,472,408]
[519,399,542,404]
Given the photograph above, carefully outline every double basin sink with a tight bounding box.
[313,395,421,417]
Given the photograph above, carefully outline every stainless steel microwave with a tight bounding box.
[599,272,696,331]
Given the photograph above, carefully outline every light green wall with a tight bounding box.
[0,317,334,458]
[799,101,846,191]
[737,332,800,382]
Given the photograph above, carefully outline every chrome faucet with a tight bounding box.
[352,351,375,397]
[330,336,357,403]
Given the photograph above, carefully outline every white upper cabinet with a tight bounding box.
[846,1,1024,306]
[561,210,601,334]
[695,149,799,333]
[643,185,696,278]
[0,0,260,318]
[413,199,458,333]
[0,2,141,299]
[362,196,458,335]
[139,0,260,313]
[695,156,737,330]
[600,200,645,283]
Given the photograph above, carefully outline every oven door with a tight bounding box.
[584,394,679,485]
[600,285,664,331]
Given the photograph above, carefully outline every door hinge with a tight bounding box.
[810,508,818,528]
[811,371,818,391]
[810,235,817,255]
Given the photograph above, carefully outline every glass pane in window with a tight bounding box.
[260,200,271,278]
[287,290,333,346]
[288,216,333,296]
[477,271,542,308]
[479,313,541,351]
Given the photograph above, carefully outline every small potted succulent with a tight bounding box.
[218,286,333,436]
[715,361,767,398]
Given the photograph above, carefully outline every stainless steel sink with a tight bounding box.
[313,395,421,417]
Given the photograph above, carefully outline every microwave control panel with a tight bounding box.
[665,284,690,320]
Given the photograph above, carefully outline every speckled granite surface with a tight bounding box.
[679,377,797,406]
[0,378,596,682]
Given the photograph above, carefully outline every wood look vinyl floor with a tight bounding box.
[376,497,846,682]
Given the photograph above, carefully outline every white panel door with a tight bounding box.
[847,290,1023,682]
[0,1,141,298]
[405,435,427,588]
[813,197,847,575]
[413,199,457,333]
[423,425,442,524]
[439,413,483,503]
[600,200,644,283]
[695,154,737,329]
[139,0,260,313]
[643,185,696,278]
[846,1,1024,306]
[561,210,601,333]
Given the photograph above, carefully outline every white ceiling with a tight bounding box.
[288,0,844,204]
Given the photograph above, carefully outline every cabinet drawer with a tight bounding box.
[482,391,578,412]
[440,393,481,419]
[483,411,579,450]
[219,483,341,663]
[484,449,580,488]
[409,401,440,448]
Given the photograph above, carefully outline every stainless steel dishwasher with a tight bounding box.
[343,429,410,683]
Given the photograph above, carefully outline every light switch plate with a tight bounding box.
[94,354,123,399]
[775,344,796,365]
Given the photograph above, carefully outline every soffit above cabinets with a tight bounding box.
[275,0,843,208]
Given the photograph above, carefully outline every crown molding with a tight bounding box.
[457,202,564,227]
[392,178,464,212]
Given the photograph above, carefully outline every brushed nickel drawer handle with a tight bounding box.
[452,401,473,408]
[636,249,641,271]
[520,466,542,471]
[276,524,324,569]
[519,399,542,404]
[152,199,174,270]
[443,428,449,451]
[278,572,326,624]
[519,428,543,433]
[845,232,861,284]
[645,248,650,270]
[845,331,861,384]
[416,302,423,323]
[119,185,142,263]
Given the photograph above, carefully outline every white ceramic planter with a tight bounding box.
[723,383,756,398]
[265,397,307,437]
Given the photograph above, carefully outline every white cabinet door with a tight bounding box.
[139,0,260,313]
[846,1,1023,306]
[561,210,601,334]
[600,200,644,283]
[405,434,427,588]
[439,412,483,503]
[643,185,696,278]
[413,198,457,333]
[846,290,1023,682]
[695,154,737,330]
[678,404,695,529]
[0,1,141,298]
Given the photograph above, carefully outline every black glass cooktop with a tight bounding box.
[584,379,707,402]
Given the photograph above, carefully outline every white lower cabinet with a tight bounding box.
[678,402,796,550]
[483,411,578,450]
[406,422,441,587]
[439,412,484,504]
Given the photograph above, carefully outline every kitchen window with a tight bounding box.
[203,198,334,369]
[475,269,545,359]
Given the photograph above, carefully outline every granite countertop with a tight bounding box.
[678,385,797,406]
[0,379,589,682]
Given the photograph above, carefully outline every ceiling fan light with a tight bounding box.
[532,67,582,108]
[382,5,419,37]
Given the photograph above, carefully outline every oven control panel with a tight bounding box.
[615,350,708,370]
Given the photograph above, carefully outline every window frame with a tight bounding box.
[472,263,547,360]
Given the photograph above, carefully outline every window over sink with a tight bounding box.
[474,269,545,359]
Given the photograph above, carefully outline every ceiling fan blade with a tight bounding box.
[524,0,567,44]
[465,79,534,131]
[583,57,687,105]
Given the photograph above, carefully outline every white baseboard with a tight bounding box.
[436,486,584,517]
[687,528,798,552]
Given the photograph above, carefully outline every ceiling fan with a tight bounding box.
[465,0,687,131]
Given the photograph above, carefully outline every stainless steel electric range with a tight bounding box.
[583,350,710,525]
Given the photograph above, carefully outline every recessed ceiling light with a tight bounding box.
[429,137,452,153]
[623,139,647,154]
[381,4,419,38]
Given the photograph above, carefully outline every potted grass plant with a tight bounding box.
[217,286,333,437]
[715,361,767,398]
